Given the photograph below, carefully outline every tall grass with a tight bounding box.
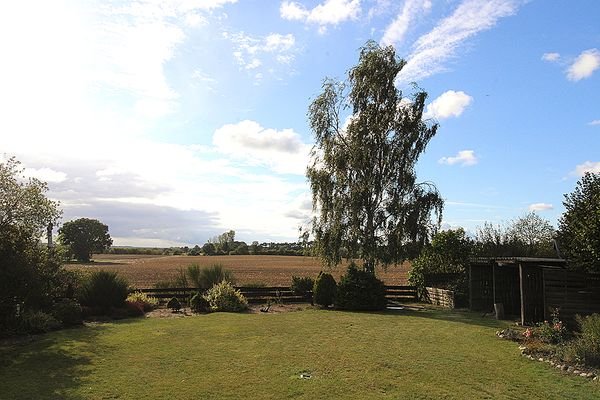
[185,264,235,290]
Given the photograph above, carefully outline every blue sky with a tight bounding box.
[1,0,599,246]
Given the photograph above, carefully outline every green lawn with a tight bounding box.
[1,308,598,399]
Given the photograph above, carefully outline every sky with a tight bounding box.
[1,0,599,247]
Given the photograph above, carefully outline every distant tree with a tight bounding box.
[307,41,443,273]
[557,172,600,272]
[230,242,249,255]
[473,213,556,258]
[202,242,216,256]
[59,218,112,262]
[508,212,555,257]
[249,241,260,255]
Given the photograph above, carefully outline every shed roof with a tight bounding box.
[470,257,567,268]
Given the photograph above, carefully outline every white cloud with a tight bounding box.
[280,0,360,32]
[397,0,521,83]
[212,120,311,175]
[589,120,600,126]
[23,167,68,183]
[528,203,553,212]
[381,0,431,47]
[423,90,473,119]
[574,161,600,176]
[541,52,560,62]
[280,2,309,21]
[439,150,478,166]
[567,49,600,81]
[226,31,297,73]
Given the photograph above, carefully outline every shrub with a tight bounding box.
[78,271,129,312]
[335,264,387,311]
[167,297,182,312]
[183,264,235,290]
[313,272,336,308]
[291,276,314,301]
[561,314,600,367]
[204,281,248,312]
[126,291,158,312]
[534,308,568,344]
[190,293,210,313]
[19,311,61,333]
[124,301,145,317]
[51,298,82,326]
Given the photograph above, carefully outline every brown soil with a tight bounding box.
[65,255,410,288]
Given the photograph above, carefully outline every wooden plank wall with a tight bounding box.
[543,269,600,322]
[424,287,455,309]
[469,265,494,311]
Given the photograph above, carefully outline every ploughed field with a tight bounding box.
[64,255,410,288]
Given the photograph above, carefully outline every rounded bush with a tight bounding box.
[51,298,82,326]
[19,311,61,334]
[190,293,210,313]
[125,300,145,317]
[335,264,387,311]
[204,281,248,312]
[291,276,314,301]
[313,272,336,307]
[78,271,129,312]
[167,297,182,312]
[126,291,158,312]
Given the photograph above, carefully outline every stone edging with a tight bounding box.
[518,345,598,381]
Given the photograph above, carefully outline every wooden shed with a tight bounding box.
[469,257,600,325]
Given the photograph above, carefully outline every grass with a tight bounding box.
[1,308,598,399]
[64,254,411,287]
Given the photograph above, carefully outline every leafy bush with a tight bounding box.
[204,281,248,312]
[190,293,210,313]
[560,314,600,367]
[126,291,158,312]
[313,272,336,308]
[335,264,387,311]
[291,276,314,301]
[51,298,82,326]
[167,297,182,312]
[534,308,568,344]
[78,271,129,312]
[19,311,61,333]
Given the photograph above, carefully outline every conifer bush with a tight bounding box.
[313,272,336,307]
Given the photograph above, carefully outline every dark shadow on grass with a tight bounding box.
[0,321,121,400]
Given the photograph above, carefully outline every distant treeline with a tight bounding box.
[106,240,312,257]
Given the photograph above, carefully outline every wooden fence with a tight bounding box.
[136,285,418,305]
[422,287,455,309]
[543,269,600,322]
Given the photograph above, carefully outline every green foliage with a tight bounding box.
[409,228,471,295]
[190,293,210,313]
[0,156,64,331]
[59,218,113,262]
[335,263,386,310]
[313,272,336,307]
[51,298,82,326]
[230,243,249,255]
[203,281,248,312]
[307,41,443,273]
[474,213,556,257]
[290,276,314,301]
[19,310,61,334]
[167,297,182,312]
[126,291,158,312]
[557,172,600,272]
[202,242,216,255]
[78,271,129,312]
[524,309,568,345]
[560,314,600,367]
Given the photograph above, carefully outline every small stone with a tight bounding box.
[573,370,581,375]
[580,373,588,377]
[538,358,544,362]
[567,367,574,373]
[549,361,555,366]
[556,364,562,369]
[562,365,568,371]
[593,376,598,381]
[518,345,526,351]
[586,373,595,379]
